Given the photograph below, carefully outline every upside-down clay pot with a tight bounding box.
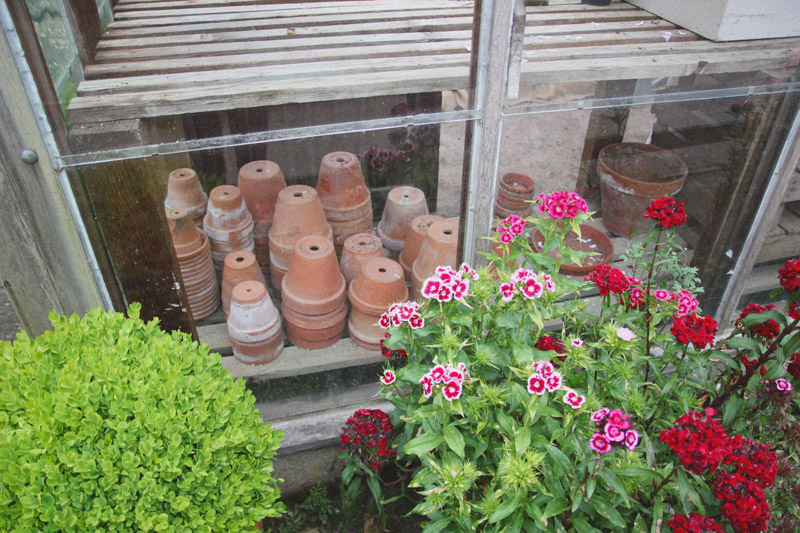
[339,233,385,290]
[164,168,208,227]
[227,280,283,365]
[167,207,219,320]
[268,185,333,292]
[316,151,373,254]
[376,186,429,257]
[281,236,348,349]
[221,250,267,316]
[238,160,287,276]
[494,172,535,219]
[203,185,254,275]
[398,214,445,281]
[348,258,408,350]
[411,219,459,300]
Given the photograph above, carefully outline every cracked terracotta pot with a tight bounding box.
[167,207,219,320]
[348,257,408,350]
[494,172,535,219]
[398,214,444,281]
[411,219,459,300]
[164,168,207,227]
[339,232,385,290]
[268,185,333,291]
[376,186,428,257]
[316,151,373,254]
[221,250,267,317]
[238,160,287,276]
[227,280,283,365]
[203,185,254,275]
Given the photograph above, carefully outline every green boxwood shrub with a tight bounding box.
[0,304,285,532]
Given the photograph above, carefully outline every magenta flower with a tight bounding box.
[430,365,446,383]
[607,409,631,430]
[419,374,434,398]
[534,360,555,377]
[590,433,612,454]
[591,407,610,422]
[380,370,396,386]
[604,423,626,442]
[776,378,793,391]
[571,339,584,348]
[545,373,563,392]
[624,429,640,450]
[654,289,672,302]
[500,282,515,302]
[528,375,547,396]
[563,391,586,409]
[442,380,463,401]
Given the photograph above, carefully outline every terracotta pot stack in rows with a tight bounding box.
[167,207,219,320]
[238,160,287,277]
[411,219,459,300]
[398,214,444,281]
[268,185,333,293]
[494,172,535,219]
[221,250,267,317]
[204,185,254,276]
[377,186,428,259]
[281,236,348,349]
[227,280,283,365]
[339,233,385,290]
[348,257,408,350]
[164,168,207,227]
[316,151,372,255]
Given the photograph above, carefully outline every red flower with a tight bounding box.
[667,513,724,533]
[584,265,631,295]
[713,471,771,533]
[659,408,731,475]
[340,409,395,471]
[643,196,686,228]
[737,302,780,340]
[778,257,800,294]
[534,335,566,354]
[788,352,800,380]
[671,313,718,349]
[723,436,778,488]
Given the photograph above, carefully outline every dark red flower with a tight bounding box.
[659,408,731,475]
[788,352,800,380]
[738,353,767,377]
[667,513,724,533]
[584,265,632,295]
[723,436,778,488]
[340,408,395,471]
[643,196,686,228]
[671,313,718,349]
[778,257,800,294]
[737,302,780,341]
[713,470,771,533]
[534,335,566,355]
[788,300,800,321]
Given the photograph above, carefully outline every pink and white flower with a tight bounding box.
[624,429,640,450]
[442,380,463,401]
[419,374,434,398]
[430,365,447,383]
[571,338,584,348]
[436,285,453,303]
[675,289,699,317]
[616,327,636,342]
[604,423,626,442]
[500,282,515,302]
[534,360,554,377]
[563,391,586,409]
[461,263,479,281]
[520,278,544,300]
[528,374,547,395]
[607,409,631,430]
[589,432,612,454]
[421,278,441,299]
[654,289,673,302]
[446,369,465,384]
[511,268,535,284]
[545,372,563,392]
[408,314,425,329]
[591,408,610,422]
[452,279,470,300]
[776,378,793,392]
[380,370,396,386]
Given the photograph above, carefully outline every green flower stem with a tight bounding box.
[643,226,664,386]
[650,465,677,501]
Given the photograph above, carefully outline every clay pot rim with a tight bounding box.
[348,258,408,315]
[500,172,535,195]
[597,142,688,197]
[175,230,210,261]
[282,281,347,315]
[530,224,615,275]
[282,301,349,328]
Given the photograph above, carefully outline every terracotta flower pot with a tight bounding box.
[203,185,254,275]
[376,186,429,256]
[531,224,615,276]
[282,236,346,315]
[238,160,287,276]
[268,185,333,272]
[597,142,688,238]
[495,172,535,218]
[316,151,373,253]
[348,257,408,350]
[167,207,219,320]
[228,280,283,365]
[282,302,348,350]
[340,233,385,290]
[164,168,207,227]
[221,250,267,316]
[411,219,459,300]
[398,214,445,281]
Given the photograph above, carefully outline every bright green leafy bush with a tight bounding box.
[0,304,284,532]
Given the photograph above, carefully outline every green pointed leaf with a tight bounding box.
[443,425,465,458]
[515,428,532,456]
[599,469,629,506]
[546,445,571,477]
[404,433,444,456]
[542,496,568,520]
[489,493,521,524]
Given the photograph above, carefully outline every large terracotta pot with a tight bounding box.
[268,185,333,273]
[164,168,207,227]
[531,224,615,275]
[348,257,408,350]
[494,172,535,219]
[411,220,459,300]
[282,236,346,315]
[228,280,283,365]
[167,207,219,320]
[597,142,688,238]
[376,186,428,257]
[238,160,287,275]
[221,250,267,317]
[398,214,444,281]
[316,151,373,254]
[340,232,385,290]
[203,185,254,275]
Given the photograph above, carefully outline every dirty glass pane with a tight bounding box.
[26,0,82,102]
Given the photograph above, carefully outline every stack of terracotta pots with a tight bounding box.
[348,257,408,350]
[411,219,459,300]
[398,214,444,281]
[494,172,535,219]
[237,160,287,276]
[221,250,267,317]
[167,207,219,320]
[316,151,373,255]
[203,185,254,276]
[340,233,385,290]
[227,280,283,365]
[268,185,333,292]
[164,168,207,227]
[377,186,429,259]
[282,236,348,349]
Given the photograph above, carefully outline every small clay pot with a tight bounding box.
[282,303,348,350]
[238,160,287,275]
[348,258,408,349]
[495,172,535,218]
[164,168,207,227]
[282,236,346,315]
[411,220,459,300]
[167,207,219,320]
[377,186,429,254]
[228,280,283,365]
[221,250,267,316]
[268,185,333,271]
[316,152,373,254]
[340,233,385,290]
[203,185,254,274]
[167,207,204,257]
[398,214,445,281]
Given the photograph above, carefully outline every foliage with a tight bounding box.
[298,484,337,527]
[0,304,284,532]
[374,195,800,532]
